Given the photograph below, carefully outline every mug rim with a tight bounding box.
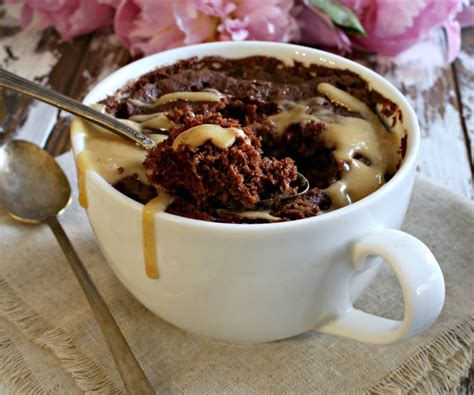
[72,41,420,231]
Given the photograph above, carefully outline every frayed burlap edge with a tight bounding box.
[0,277,122,394]
[0,324,45,394]
[367,316,473,394]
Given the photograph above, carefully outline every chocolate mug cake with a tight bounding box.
[71,43,444,345]
[76,55,405,227]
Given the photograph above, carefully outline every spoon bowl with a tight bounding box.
[0,140,70,222]
[259,172,310,207]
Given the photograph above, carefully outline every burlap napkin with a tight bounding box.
[0,152,472,394]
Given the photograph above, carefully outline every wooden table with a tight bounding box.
[1,6,472,392]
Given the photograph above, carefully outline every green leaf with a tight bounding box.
[309,0,366,36]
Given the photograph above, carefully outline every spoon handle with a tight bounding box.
[45,216,155,394]
[0,68,155,150]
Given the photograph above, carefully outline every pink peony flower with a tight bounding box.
[230,0,299,42]
[7,0,114,41]
[339,0,463,61]
[107,0,298,56]
[7,0,473,63]
[292,0,351,52]
[456,4,474,27]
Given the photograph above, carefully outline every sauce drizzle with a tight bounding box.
[172,124,250,150]
[226,210,280,221]
[73,119,154,208]
[129,90,224,108]
[74,105,172,208]
[142,192,175,279]
[268,84,401,208]
[76,154,89,208]
[268,105,320,136]
[317,83,400,207]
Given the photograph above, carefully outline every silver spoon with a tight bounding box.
[0,68,310,202]
[0,68,156,150]
[0,140,154,394]
[259,172,310,205]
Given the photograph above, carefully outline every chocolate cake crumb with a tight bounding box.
[102,55,403,223]
[271,188,331,221]
[114,174,157,205]
[144,111,297,210]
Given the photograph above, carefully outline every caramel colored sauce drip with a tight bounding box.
[129,90,223,108]
[77,154,89,208]
[268,105,320,136]
[73,105,171,209]
[74,103,177,279]
[172,124,250,150]
[227,210,280,221]
[142,192,175,279]
[90,104,172,132]
[73,119,156,208]
[269,83,401,208]
[317,83,400,207]
[120,115,172,132]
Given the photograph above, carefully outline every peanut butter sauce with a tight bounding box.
[73,119,157,208]
[73,108,171,279]
[268,83,401,208]
[129,89,223,108]
[172,124,250,150]
[142,192,175,279]
[268,105,320,136]
[124,113,173,131]
[227,210,280,221]
[317,83,400,207]
[91,104,172,133]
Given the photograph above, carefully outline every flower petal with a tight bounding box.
[293,0,351,50]
[444,19,461,63]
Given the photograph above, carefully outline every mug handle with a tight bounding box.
[318,229,445,345]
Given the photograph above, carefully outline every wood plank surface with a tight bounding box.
[44,33,129,155]
[454,27,474,170]
[0,5,92,148]
[355,30,473,198]
[0,12,61,147]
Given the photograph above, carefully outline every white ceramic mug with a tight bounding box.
[71,42,445,345]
